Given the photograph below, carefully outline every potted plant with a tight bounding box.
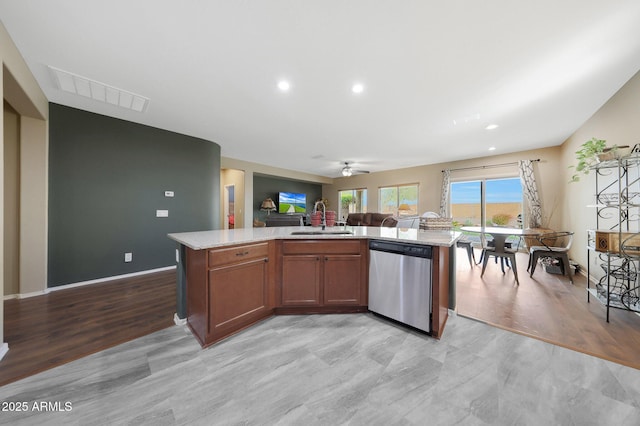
[569,138,607,182]
[569,138,628,182]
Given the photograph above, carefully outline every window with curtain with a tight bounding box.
[338,188,367,221]
[379,184,418,216]
[451,177,523,229]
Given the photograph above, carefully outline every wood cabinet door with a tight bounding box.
[323,254,363,306]
[207,257,269,340]
[281,255,321,306]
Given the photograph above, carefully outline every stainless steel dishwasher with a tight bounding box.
[368,240,432,333]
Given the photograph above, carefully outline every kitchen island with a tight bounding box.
[169,226,460,347]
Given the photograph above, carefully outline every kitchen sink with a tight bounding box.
[290,230,353,235]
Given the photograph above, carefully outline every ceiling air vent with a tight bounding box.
[48,66,149,112]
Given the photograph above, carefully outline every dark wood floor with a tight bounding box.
[455,248,640,370]
[1,270,176,387]
[2,251,639,387]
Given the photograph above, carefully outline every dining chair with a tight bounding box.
[477,234,514,268]
[480,245,520,284]
[456,237,476,268]
[527,231,574,283]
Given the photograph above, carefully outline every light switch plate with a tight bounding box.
[156,209,169,217]
[164,191,174,197]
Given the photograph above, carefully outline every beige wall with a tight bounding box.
[324,145,564,231]
[20,116,48,295]
[560,69,640,273]
[4,102,19,296]
[1,21,49,356]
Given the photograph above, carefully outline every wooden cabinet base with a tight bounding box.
[188,311,274,348]
[184,238,450,347]
[274,306,368,315]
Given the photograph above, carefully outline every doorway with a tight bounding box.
[224,184,235,230]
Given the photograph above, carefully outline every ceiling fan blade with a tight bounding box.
[341,161,369,176]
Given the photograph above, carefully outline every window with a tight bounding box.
[379,184,418,216]
[451,177,523,242]
[338,189,367,221]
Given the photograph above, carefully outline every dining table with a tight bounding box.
[459,226,539,285]
[459,226,531,252]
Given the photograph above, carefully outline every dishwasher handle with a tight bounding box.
[369,240,432,259]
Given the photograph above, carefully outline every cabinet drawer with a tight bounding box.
[208,242,269,268]
[282,240,362,255]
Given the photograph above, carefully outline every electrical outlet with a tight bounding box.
[156,210,169,217]
[164,191,174,197]
[124,252,133,262]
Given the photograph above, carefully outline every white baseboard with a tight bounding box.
[0,343,8,362]
[3,266,177,300]
[4,290,48,300]
[48,266,176,293]
[174,313,187,326]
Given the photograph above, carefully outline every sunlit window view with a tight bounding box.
[451,177,523,242]
[338,189,367,222]
[379,184,418,216]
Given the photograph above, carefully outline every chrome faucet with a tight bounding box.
[313,201,326,230]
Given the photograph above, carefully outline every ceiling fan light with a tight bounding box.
[342,166,353,177]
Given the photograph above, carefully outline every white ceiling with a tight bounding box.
[2,1,640,178]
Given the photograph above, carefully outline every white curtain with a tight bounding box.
[518,160,542,228]
[440,169,451,217]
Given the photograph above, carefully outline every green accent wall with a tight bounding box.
[48,104,220,287]
[253,174,322,222]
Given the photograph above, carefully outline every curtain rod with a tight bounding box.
[442,158,540,173]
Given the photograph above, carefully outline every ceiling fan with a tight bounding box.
[341,162,370,177]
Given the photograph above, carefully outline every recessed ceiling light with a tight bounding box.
[352,83,364,94]
[277,80,291,92]
[489,146,496,151]
[485,124,499,130]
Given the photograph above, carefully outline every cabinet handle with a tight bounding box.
[235,251,250,257]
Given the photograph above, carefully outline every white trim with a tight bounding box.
[4,290,48,300]
[0,343,8,361]
[174,313,187,326]
[3,266,177,299]
[48,266,176,292]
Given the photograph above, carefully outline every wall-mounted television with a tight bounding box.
[278,192,306,214]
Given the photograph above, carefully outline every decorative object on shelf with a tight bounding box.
[260,198,276,215]
[569,138,628,182]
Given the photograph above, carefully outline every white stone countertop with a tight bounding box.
[168,226,461,250]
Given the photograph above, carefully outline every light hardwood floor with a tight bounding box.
[455,247,640,370]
